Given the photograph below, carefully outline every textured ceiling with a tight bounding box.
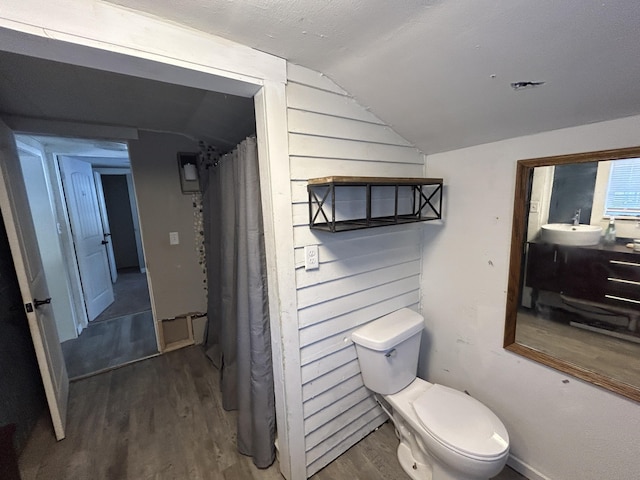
[105,0,640,154]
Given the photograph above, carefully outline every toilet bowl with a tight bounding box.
[385,379,509,480]
[351,308,510,480]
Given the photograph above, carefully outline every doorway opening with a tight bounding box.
[0,28,289,470]
[15,134,157,379]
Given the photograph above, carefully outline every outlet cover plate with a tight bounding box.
[305,245,319,270]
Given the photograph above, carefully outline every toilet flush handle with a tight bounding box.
[385,348,397,358]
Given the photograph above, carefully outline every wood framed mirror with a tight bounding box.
[504,146,640,403]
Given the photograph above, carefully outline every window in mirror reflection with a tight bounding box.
[605,158,640,217]
[547,162,598,224]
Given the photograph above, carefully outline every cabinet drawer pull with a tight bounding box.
[608,277,640,286]
[605,294,640,305]
[609,260,640,268]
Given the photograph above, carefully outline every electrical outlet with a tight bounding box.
[169,231,180,245]
[305,245,319,271]
[529,201,540,213]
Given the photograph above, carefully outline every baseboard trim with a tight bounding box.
[508,454,551,480]
[68,352,160,382]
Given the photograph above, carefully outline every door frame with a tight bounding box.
[0,3,303,479]
[17,139,159,350]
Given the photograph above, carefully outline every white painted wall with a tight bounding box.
[286,64,427,477]
[421,115,640,480]
[128,131,206,321]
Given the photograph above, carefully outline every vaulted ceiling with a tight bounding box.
[2,1,640,157]
[104,0,640,154]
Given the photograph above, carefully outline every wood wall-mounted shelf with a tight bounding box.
[307,176,443,232]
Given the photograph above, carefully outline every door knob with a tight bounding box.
[33,297,52,308]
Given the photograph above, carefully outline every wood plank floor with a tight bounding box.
[516,310,640,387]
[20,346,526,479]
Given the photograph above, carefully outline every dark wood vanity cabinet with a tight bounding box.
[526,242,640,311]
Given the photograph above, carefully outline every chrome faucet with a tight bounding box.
[572,208,581,226]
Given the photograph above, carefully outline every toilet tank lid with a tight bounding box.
[351,308,424,351]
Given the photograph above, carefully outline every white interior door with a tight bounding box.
[94,172,118,284]
[0,120,68,440]
[59,156,114,321]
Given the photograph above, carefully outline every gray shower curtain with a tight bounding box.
[201,137,275,468]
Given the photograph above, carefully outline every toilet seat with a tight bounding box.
[411,384,509,462]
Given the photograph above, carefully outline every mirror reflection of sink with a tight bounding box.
[540,223,603,246]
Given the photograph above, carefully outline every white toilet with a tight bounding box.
[351,308,510,480]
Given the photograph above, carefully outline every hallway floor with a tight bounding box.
[61,269,157,379]
[20,346,526,480]
[61,310,157,378]
[93,269,152,323]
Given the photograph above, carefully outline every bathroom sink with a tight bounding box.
[540,223,602,246]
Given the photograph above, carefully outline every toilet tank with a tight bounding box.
[351,308,424,395]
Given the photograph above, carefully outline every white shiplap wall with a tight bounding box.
[286,64,427,477]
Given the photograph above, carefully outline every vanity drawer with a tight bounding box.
[606,258,640,282]
[604,258,640,309]
[602,257,640,308]
[604,280,640,301]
